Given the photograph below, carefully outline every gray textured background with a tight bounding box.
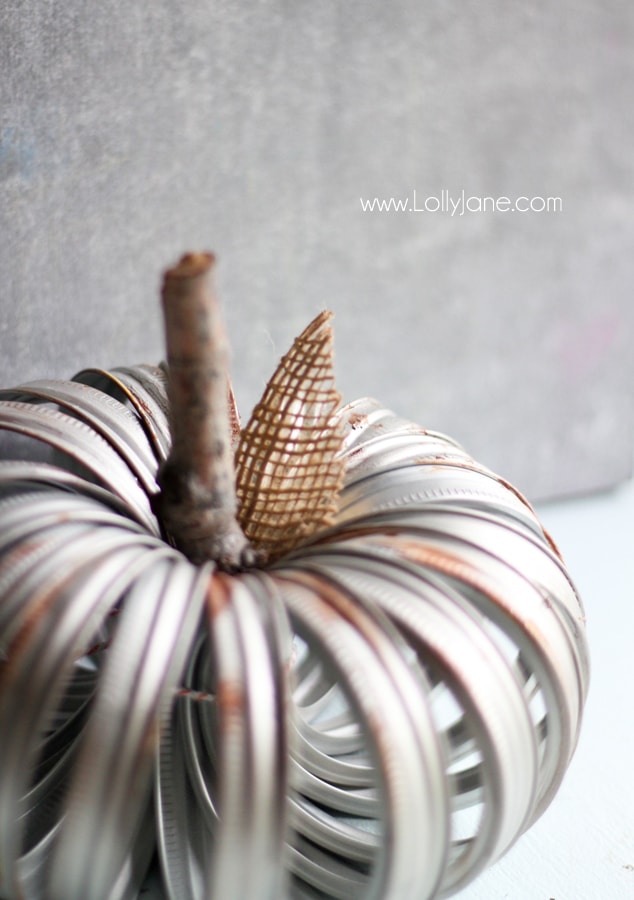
[2,1,633,500]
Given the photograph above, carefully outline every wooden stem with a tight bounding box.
[152,252,253,569]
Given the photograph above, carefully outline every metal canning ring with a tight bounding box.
[0,380,159,490]
[202,571,290,900]
[290,550,539,893]
[0,459,148,522]
[276,569,449,900]
[334,463,542,537]
[337,398,466,455]
[0,530,173,898]
[287,834,370,899]
[351,505,589,686]
[73,366,171,463]
[156,697,212,900]
[316,503,586,652]
[287,792,380,864]
[358,531,585,821]
[48,557,208,900]
[0,401,158,534]
[291,718,373,788]
[340,435,474,485]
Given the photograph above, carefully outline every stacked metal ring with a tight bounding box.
[0,369,589,899]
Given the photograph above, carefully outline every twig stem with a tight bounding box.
[152,252,252,569]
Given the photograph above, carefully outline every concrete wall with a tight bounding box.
[2,1,633,500]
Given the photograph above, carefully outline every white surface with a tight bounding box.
[456,476,634,900]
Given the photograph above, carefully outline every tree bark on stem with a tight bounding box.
[152,252,253,569]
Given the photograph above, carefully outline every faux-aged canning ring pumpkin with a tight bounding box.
[0,252,589,900]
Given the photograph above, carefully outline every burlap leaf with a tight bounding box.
[234,311,345,561]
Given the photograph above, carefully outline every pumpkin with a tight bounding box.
[0,253,589,900]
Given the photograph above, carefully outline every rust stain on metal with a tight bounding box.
[373,535,536,631]
[0,575,73,693]
[0,538,43,569]
[412,454,458,466]
[274,571,342,624]
[139,714,162,762]
[280,567,379,638]
[227,383,242,452]
[216,679,246,716]
[539,525,564,560]
[207,571,232,615]
[175,687,215,703]
[134,394,157,423]
[85,638,112,657]
[377,534,472,574]
[347,412,368,429]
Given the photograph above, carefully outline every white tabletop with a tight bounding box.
[456,476,634,900]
